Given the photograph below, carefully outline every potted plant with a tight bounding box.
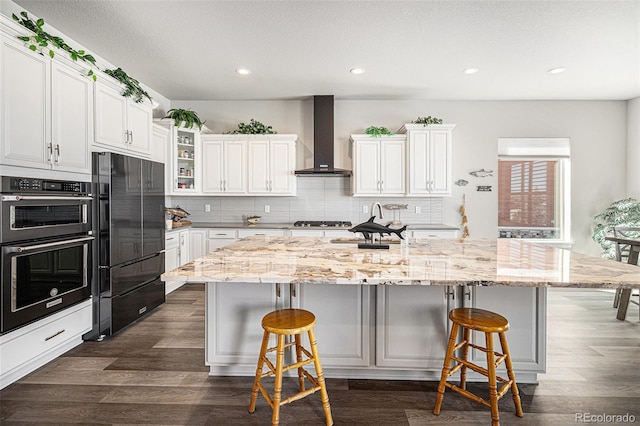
[412,116,443,126]
[364,126,393,137]
[592,198,640,259]
[164,108,206,130]
[227,119,277,134]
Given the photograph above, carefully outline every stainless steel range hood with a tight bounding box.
[295,95,351,176]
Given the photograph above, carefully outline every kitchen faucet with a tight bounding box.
[370,202,384,243]
[371,201,384,220]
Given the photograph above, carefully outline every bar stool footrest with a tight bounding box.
[450,356,512,384]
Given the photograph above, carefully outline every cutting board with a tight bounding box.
[172,220,192,228]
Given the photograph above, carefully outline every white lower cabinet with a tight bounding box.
[469,286,546,377]
[205,282,545,382]
[0,300,92,390]
[206,282,279,374]
[375,286,452,370]
[297,284,372,368]
[164,229,190,294]
[206,229,238,253]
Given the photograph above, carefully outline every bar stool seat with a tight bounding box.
[248,308,333,426]
[433,308,523,426]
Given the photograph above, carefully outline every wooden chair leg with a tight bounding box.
[271,334,286,426]
[499,332,523,417]
[308,328,333,426]
[459,326,470,390]
[485,332,500,426]
[249,330,270,414]
[295,333,305,392]
[433,323,459,415]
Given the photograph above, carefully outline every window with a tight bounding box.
[497,138,570,241]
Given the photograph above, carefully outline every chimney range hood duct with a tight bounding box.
[294,95,351,176]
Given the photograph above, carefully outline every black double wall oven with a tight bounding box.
[0,177,93,334]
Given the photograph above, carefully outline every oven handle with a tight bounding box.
[1,195,93,201]
[9,236,95,253]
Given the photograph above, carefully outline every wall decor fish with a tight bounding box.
[383,203,408,210]
[455,179,469,186]
[469,169,493,178]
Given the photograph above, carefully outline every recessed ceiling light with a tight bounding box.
[548,67,567,75]
[350,67,365,75]
[463,68,479,75]
[236,68,251,75]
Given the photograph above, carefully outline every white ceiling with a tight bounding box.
[11,0,640,101]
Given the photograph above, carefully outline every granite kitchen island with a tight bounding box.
[162,236,640,383]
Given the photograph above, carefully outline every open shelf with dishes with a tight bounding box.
[172,127,200,193]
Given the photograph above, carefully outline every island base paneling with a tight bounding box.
[204,282,545,383]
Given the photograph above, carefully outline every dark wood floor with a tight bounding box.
[1,284,639,425]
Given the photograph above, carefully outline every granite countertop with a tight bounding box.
[189,222,460,231]
[162,236,640,289]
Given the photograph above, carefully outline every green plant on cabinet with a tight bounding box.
[12,11,97,80]
[165,108,206,130]
[364,126,394,137]
[227,119,277,134]
[103,68,152,104]
[412,116,444,126]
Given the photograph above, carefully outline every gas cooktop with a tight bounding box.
[293,220,352,228]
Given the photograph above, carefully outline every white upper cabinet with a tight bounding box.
[151,123,169,164]
[400,124,455,196]
[350,134,406,196]
[201,136,246,194]
[246,135,297,196]
[0,35,91,174]
[94,77,152,156]
[51,61,92,173]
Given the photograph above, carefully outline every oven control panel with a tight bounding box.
[2,177,89,194]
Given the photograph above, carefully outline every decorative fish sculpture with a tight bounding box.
[349,216,407,241]
[455,179,469,186]
[469,169,493,178]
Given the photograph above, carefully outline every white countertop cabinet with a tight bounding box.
[1,35,91,174]
[350,134,406,196]
[94,78,152,156]
[400,124,455,196]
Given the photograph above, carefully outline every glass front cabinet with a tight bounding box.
[171,125,201,194]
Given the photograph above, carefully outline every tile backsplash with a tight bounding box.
[169,176,444,225]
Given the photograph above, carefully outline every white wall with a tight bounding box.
[174,99,628,255]
[627,97,640,198]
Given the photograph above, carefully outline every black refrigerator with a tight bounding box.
[84,152,165,340]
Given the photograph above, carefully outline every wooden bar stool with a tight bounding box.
[248,308,333,426]
[433,308,523,426]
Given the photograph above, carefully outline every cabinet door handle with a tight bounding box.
[54,144,60,164]
[47,143,53,163]
[124,130,129,145]
[224,180,227,191]
[45,329,65,341]
[290,283,297,298]
[220,180,223,191]
[380,180,384,191]
[276,283,281,298]
[130,131,134,145]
